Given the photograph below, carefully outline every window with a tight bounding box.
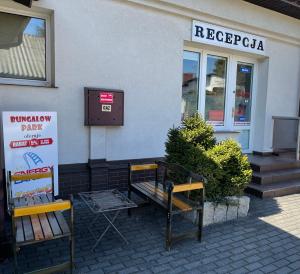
[234,63,253,125]
[0,11,50,86]
[205,55,227,126]
[181,51,200,120]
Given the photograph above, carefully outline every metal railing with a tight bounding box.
[272,116,300,160]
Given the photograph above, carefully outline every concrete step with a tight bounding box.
[248,154,300,172]
[245,179,300,198]
[252,168,300,185]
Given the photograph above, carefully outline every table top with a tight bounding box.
[78,189,137,213]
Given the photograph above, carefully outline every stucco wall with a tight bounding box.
[0,0,299,165]
[263,40,300,151]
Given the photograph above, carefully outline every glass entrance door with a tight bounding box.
[181,49,256,152]
[232,61,254,152]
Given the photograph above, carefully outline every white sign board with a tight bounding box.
[2,112,58,197]
[192,20,267,56]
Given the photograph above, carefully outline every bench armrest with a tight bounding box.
[173,182,204,193]
[13,200,71,217]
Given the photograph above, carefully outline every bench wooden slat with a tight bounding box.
[143,182,192,212]
[173,182,204,193]
[54,212,70,235]
[15,216,25,243]
[132,183,168,209]
[13,198,25,243]
[18,198,35,242]
[40,195,62,236]
[31,215,44,241]
[22,216,35,242]
[33,196,53,240]
[45,194,70,235]
[132,182,192,212]
[26,197,44,241]
[46,193,55,203]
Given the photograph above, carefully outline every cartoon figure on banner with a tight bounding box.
[13,152,53,197]
[23,152,43,170]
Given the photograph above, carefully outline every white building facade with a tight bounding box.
[0,0,300,196]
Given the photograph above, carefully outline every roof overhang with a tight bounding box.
[243,0,300,19]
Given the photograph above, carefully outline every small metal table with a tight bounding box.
[79,189,137,250]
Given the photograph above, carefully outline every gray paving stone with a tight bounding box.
[2,194,300,273]
[245,255,261,263]
[103,263,125,273]
[273,266,293,274]
[289,261,300,270]
[245,262,263,271]
[260,264,278,273]
[117,266,139,274]
[230,268,249,274]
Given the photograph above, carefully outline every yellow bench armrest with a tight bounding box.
[130,164,158,171]
[173,182,204,193]
[13,200,71,217]
[11,172,52,181]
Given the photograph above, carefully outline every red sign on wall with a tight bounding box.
[100,92,113,104]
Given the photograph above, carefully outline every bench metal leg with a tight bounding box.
[128,188,132,217]
[69,235,74,274]
[11,216,18,274]
[12,244,18,274]
[166,211,172,251]
[198,208,203,242]
[198,187,204,242]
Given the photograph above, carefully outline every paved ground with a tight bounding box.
[1,194,300,274]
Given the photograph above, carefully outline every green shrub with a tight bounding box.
[206,139,252,198]
[180,114,216,150]
[165,114,252,201]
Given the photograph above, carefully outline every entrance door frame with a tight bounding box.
[184,46,258,153]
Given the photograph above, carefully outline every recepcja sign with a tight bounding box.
[2,112,58,197]
[192,20,267,56]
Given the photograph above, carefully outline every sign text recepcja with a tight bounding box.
[192,20,266,55]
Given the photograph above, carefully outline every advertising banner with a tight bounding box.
[2,112,58,197]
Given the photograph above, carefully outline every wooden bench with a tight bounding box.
[128,161,205,250]
[7,170,74,274]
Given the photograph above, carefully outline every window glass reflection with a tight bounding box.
[181,51,200,120]
[0,12,46,81]
[205,55,227,125]
[234,63,253,125]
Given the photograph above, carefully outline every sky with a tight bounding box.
[24,18,45,36]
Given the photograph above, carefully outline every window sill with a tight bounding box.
[214,130,240,134]
[0,82,58,89]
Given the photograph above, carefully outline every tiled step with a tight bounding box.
[245,180,300,198]
[248,155,300,172]
[252,168,300,185]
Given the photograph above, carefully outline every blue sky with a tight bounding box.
[24,18,45,36]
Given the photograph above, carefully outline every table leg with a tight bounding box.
[92,210,128,251]
[103,211,129,244]
[88,214,101,240]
